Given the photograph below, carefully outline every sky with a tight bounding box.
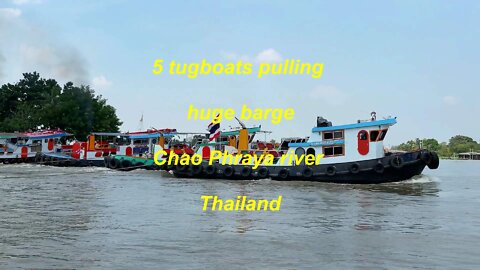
[0,0,479,146]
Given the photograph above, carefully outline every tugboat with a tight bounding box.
[0,130,68,164]
[36,132,133,167]
[171,114,440,184]
[103,129,209,171]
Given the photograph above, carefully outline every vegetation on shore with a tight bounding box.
[393,135,480,158]
[0,72,122,140]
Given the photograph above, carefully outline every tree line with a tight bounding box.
[0,72,122,140]
[393,135,480,157]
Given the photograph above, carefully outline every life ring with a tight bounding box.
[278,168,289,179]
[205,165,216,176]
[191,165,203,175]
[223,166,235,177]
[104,156,111,168]
[326,166,336,176]
[241,166,252,178]
[349,163,360,174]
[302,167,313,178]
[109,158,120,169]
[374,162,385,174]
[428,152,440,169]
[257,167,269,178]
[421,152,432,164]
[43,156,52,165]
[390,156,404,169]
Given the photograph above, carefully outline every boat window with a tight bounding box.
[323,145,344,157]
[379,129,388,141]
[280,141,289,150]
[359,130,368,140]
[133,139,149,145]
[323,132,334,140]
[306,147,315,156]
[370,130,380,142]
[323,130,343,140]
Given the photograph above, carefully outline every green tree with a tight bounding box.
[437,142,452,158]
[421,138,440,151]
[396,138,420,151]
[0,72,122,140]
[395,138,440,152]
[448,135,478,153]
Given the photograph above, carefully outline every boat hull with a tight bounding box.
[34,153,105,167]
[171,150,439,184]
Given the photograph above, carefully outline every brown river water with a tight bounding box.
[0,160,479,269]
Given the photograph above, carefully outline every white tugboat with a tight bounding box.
[172,114,440,184]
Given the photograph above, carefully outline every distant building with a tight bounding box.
[458,152,480,160]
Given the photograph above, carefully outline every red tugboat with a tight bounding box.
[104,129,202,171]
[36,132,132,167]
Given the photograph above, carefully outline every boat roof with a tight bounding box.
[129,132,177,139]
[22,131,70,139]
[0,132,26,139]
[92,132,129,137]
[311,118,397,132]
[128,128,177,134]
[1,131,69,139]
[220,126,261,136]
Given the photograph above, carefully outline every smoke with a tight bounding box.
[0,7,89,84]
[20,44,88,85]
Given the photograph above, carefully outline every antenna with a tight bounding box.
[137,113,144,131]
[234,117,246,129]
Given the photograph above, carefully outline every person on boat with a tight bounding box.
[371,111,377,121]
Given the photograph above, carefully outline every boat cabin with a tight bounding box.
[0,130,69,161]
[285,117,397,165]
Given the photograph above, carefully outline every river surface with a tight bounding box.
[0,160,479,269]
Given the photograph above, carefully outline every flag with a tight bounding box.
[208,114,221,141]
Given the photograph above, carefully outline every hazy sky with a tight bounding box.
[0,0,479,145]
